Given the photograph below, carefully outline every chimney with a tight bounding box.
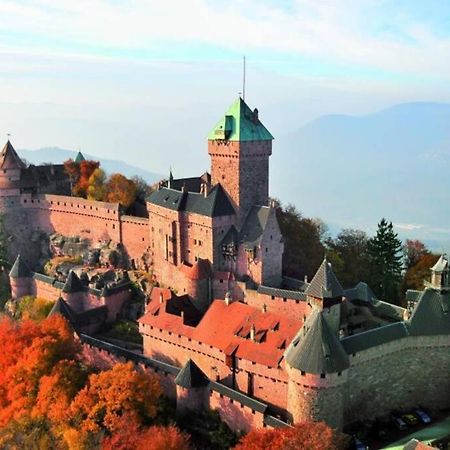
[253,108,259,123]
[181,184,187,193]
[304,275,308,283]
[250,325,256,341]
[159,292,164,304]
[203,182,209,198]
[181,310,184,322]
[224,291,232,305]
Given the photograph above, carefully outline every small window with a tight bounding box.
[320,373,326,379]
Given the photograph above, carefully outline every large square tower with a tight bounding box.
[207,98,273,224]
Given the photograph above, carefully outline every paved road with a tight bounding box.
[382,415,450,449]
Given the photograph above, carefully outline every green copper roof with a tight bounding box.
[208,97,273,142]
[74,151,85,163]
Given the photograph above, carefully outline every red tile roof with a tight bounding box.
[139,292,302,367]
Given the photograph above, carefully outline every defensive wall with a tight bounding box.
[11,270,132,327]
[2,193,150,267]
[80,334,288,433]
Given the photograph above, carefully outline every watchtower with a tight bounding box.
[207,98,273,224]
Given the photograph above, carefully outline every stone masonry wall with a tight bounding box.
[344,334,450,425]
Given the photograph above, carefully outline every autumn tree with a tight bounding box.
[326,229,371,288]
[101,414,190,450]
[274,201,325,280]
[70,361,162,434]
[105,173,137,208]
[403,252,439,293]
[0,315,81,426]
[368,218,403,303]
[64,158,100,198]
[87,167,107,201]
[404,239,429,269]
[234,421,348,450]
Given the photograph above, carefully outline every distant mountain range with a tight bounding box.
[18,147,163,184]
[17,102,450,253]
[272,102,450,252]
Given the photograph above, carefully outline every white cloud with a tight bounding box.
[1,0,450,79]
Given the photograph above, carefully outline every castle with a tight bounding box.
[2,97,450,433]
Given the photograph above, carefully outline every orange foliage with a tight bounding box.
[70,362,162,433]
[0,316,81,426]
[101,414,190,450]
[33,360,88,423]
[105,173,137,207]
[235,422,347,450]
[64,159,99,198]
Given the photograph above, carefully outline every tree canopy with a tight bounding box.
[234,421,348,450]
[326,229,371,288]
[368,218,403,303]
[274,201,325,280]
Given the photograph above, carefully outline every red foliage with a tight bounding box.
[0,316,81,426]
[235,422,347,450]
[64,159,99,198]
[101,415,190,450]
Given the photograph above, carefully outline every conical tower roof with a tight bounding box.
[175,359,209,388]
[9,254,32,279]
[208,97,273,142]
[74,151,85,163]
[284,309,349,374]
[48,297,77,324]
[0,141,26,170]
[62,271,84,294]
[305,258,344,299]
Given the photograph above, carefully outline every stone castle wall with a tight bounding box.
[1,193,150,266]
[344,334,450,424]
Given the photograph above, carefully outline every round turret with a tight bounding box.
[9,254,33,299]
[284,309,349,429]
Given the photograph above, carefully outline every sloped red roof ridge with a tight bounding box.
[139,291,302,367]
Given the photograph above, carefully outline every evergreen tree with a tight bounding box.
[368,218,403,303]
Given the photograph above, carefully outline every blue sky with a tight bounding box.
[1,0,450,242]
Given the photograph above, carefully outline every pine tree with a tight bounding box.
[368,218,403,303]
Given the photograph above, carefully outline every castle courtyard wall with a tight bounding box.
[344,334,450,425]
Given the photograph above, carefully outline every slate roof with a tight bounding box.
[148,184,235,217]
[9,254,32,279]
[344,282,377,304]
[305,258,344,299]
[284,309,349,374]
[48,297,77,324]
[208,97,273,141]
[257,285,307,301]
[174,359,209,388]
[341,322,410,354]
[62,271,85,294]
[240,205,271,249]
[168,172,211,192]
[0,141,26,170]
[408,288,450,336]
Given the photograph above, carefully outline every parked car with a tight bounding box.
[353,437,368,450]
[402,413,419,426]
[415,409,432,424]
[390,414,407,431]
